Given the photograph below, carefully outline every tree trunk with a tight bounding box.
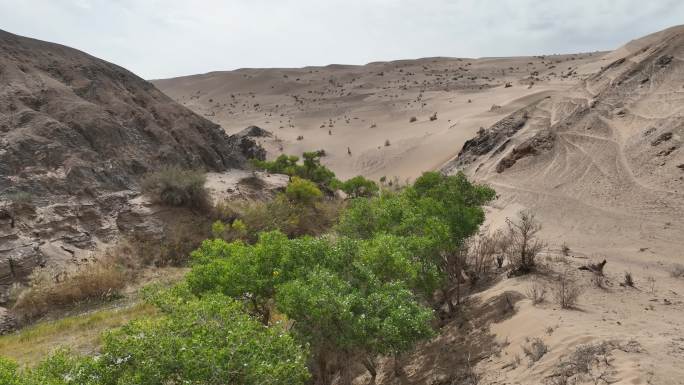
[362,356,377,380]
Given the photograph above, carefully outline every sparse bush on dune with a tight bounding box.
[553,269,582,309]
[409,116,417,123]
[505,210,546,275]
[142,167,209,209]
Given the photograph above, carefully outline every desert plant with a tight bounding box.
[409,116,417,123]
[506,210,546,275]
[526,282,547,305]
[553,269,582,309]
[385,139,391,146]
[141,167,209,209]
[522,337,549,365]
[623,272,634,287]
[429,112,437,121]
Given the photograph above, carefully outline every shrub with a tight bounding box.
[141,167,209,209]
[623,272,634,287]
[252,152,339,192]
[429,112,437,121]
[385,139,391,146]
[2,293,310,385]
[339,175,379,198]
[553,269,582,309]
[522,337,549,365]
[409,116,417,123]
[506,210,546,275]
[526,282,547,305]
[285,177,323,204]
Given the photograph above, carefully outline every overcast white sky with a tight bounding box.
[1,0,683,79]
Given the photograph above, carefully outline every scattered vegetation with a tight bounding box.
[141,167,209,209]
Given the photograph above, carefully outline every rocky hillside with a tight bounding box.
[0,30,261,305]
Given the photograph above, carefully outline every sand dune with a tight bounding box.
[153,53,606,180]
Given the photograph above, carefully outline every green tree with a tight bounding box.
[340,176,379,198]
[277,268,434,385]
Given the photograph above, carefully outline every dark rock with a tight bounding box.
[651,132,673,146]
[496,131,555,173]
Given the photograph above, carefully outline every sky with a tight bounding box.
[1,0,684,79]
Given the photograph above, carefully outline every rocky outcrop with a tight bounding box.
[495,131,555,173]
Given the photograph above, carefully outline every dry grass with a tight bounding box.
[217,196,344,240]
[141,167,209,210]
[12,259,129,322]
[526,282,547,305]
[0,302,156,367]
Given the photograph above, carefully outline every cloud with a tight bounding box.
[0,0,682,79]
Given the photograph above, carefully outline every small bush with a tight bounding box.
[429,112,437,121]
[385,139,391,146]
[506,210,546,275]
[409,116,417,123]
[522,337,549,365]
[285,177,323,204]
[553,269,582,309]
[623,272,634,287]
[526,282,547,305]
[142,167,209,209]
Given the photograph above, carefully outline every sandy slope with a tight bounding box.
[153,53,605,180]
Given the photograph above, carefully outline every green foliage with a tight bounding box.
[141,167,209,209]
[0,357,21,385]
[277,268,434,357]
[0,294,309,385]
[228,195,343,240]
[340,175,379,198]
[252,152,340,192]
[185,229,436,380]
[98,293,308,385]
[285,176,323,204]
[211,220,225,239]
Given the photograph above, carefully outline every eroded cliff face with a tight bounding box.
[0,30,265,309]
